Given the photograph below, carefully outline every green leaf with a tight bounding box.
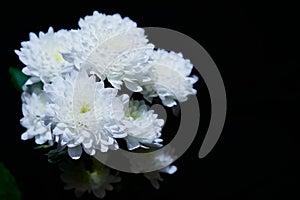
[8,67,28,92]
[0,162,22,200]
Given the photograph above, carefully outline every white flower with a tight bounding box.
[20,87,53,145]
[122,100,164,150]
[142,49,198,107]
[144,165,177,189]
[143,148,177,189]
[59,157,121,198]
[43,68,128,159]
[15,27,73,85]
[64,11,154,91]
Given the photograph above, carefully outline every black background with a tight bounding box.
[0,0,299,200]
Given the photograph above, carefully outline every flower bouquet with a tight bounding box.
[14,11,198,198]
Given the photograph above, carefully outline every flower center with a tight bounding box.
[80,104,91,114]
[53,52,64,62]
[125,108,139,119]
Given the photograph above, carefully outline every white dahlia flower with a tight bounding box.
[122,100,164,150]
[43,69,128,159]
[20,87,53,145]
[142,49,198,107]
[64,11,154,91]
[15,27,73,85]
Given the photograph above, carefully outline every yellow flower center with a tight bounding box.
[54,52,64,62]
[80,104,91,114]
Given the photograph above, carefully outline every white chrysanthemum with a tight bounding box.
[44,69,128,159]
[20,87,53,145]
[144,165,177,189]
[142,49,198,107]
[122,100,164,150]
[59,157,121,198]
[143,148,177,189]
[64,11,154,91]
[15,27,73,85]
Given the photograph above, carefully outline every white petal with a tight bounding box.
[68,145,82,160]
[124,80,142,92]
[125,137,140,150]
[21,132,30,140]
[160,165,177,174]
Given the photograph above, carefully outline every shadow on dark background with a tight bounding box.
[0,0,299,199]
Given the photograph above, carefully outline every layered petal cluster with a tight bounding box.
[20,87,53,145]
[15,27,73,85]
[43,69,126,159]
[64,11,154,91]
[142,49,198,107]
[122,100,164,150]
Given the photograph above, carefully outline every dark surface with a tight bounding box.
[0,0,299,199]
